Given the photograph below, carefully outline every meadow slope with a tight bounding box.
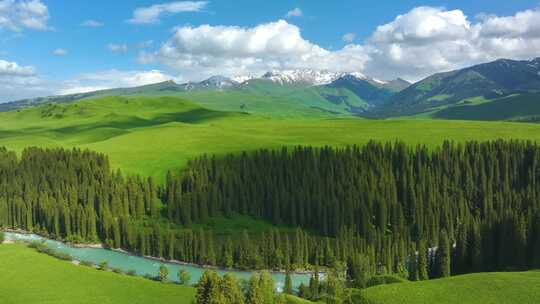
[358,271,540,304]
[0,244,196,304]
[2,96,540,182]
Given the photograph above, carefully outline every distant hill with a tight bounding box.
[5,58,540,122]
[374,57,540,118]
[0,69,409,117]
[358,270,540,304]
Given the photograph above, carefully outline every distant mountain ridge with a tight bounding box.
[4,58,539,122]
[0,69,410,116]
[375,57,540,117]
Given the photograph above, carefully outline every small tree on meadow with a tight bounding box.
[98,261,109,271]
[159,264,169,282]
[178,269,191,285]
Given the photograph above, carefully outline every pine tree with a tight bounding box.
[246,274,264,304]
[436,230,451,278]
[283,270,293,295]
[221,274,245,304]
[309,266,320,300]
[417,239,429,280]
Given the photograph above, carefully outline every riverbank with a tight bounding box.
[2,228,104,248]
[2,228,317,276]
[4,231,313,287]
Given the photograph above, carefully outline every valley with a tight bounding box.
[2,96,540,182]
[2,4,540,301]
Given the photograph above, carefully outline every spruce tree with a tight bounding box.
[283,270,293,295]
[436,230,451,278]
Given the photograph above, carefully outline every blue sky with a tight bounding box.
[1,0,540,101]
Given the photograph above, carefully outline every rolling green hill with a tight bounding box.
[433,93,540,122]
[3,96,540,182]
[1,81,366,118]
[375,57,540,118]
[358,271,540,304]
[0,71,408,117]
[3,242,540,304]
[0,243,195,304]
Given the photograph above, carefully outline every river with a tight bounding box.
[4,232,311,290]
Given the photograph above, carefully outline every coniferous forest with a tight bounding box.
[2,141,540,288]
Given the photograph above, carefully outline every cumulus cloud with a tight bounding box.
[0,59,176,101]
[140,5,540,82]
[57,69,175,95]
[81,19,103,27]
[107,43,128,53]
[140,20,370,81]
[342,33,356,43]
[0,59,35,76]
[0,59,47,102]
[128,1,207,24]
[0,0,50,31]
[52,48,68,56]
[285,8,303,18]
[363,6,540,80]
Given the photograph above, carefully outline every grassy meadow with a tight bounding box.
[358,271,540,304]
[2,242,539,304]
[2,96,540,182]
[0,243,196,304]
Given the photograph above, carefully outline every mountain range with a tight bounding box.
[2,57,540,121]
[0,69,410,116]
[374,57,540,120]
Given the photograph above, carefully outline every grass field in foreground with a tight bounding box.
[2,96,540,182]
[0,243,196,304]
[359,271,540,304]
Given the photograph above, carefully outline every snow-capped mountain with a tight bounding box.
[246,69,398,88]
[173,69,399,90]
[198,76,238,89]
[260,69,347,86]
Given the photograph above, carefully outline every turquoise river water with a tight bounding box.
[5,232,310,290]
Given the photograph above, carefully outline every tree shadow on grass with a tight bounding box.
[50,108,240,136]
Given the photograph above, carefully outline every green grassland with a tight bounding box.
[434,93,540,121]
[358,271,540,304]
[2,242,540,304]
[0,243,196,304]
[3,96,540,182]
[39,79,369,117]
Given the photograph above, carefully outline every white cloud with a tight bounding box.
[0,0,50,31]
[140,5,540,82]
[361,6,540,80]
[0,59,46,102]
[140,20,370,81]
[107,43,128,53]
[52,48,68,56]
[128,1,207,25]
[285,8,303,18]
[5,4,540,102]
[57,69,175,95]
[81,19,103,27]
[0,59,35,76]
[0,66,177,102]
[342,33,356,43]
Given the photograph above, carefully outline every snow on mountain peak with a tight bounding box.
[347,72,368,81]
[225,69,385,87]
[200,76,237,89]
[261,69,346,86]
